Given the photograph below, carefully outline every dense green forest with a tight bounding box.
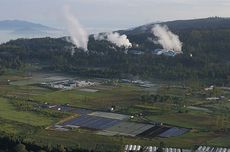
[0,17,230,85]
[0,134,91,152]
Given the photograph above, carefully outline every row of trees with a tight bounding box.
[141,94,183,104]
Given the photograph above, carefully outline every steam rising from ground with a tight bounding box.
[63,5,88,52]
[94,32,132,49]
[152,24,182,53]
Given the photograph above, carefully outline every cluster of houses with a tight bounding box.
[121,79,154,88]
[124,145,230,152]
[196,146,230,152]
[127,49,179,57]
[204,85,215,91]
[204,85,226,101]
[124,145,189,152]
[41,79,95,90]
[153,49,178,57]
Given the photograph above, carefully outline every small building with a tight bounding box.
[204,85,214,91]
[153,49,177,57]
[206,97,220,101]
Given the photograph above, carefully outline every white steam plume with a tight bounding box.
[94,32,132,49]
[63,5,88,52]
[152,24,182,53]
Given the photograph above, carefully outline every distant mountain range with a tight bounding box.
[0,20,65,43]
[0,20,56,30]
[2,17,230,45]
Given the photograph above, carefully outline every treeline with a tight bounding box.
[0,133,120,152]
[0,134,90,152]
[141,94,183,104]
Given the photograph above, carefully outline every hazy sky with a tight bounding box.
[1,0,230,33]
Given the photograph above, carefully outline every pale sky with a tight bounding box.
[1,0,230,33]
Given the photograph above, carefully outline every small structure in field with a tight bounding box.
[41,79,96,90]
[206,97,220,101]
[204,85,214,91]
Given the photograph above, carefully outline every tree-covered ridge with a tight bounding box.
[0,18,230,85]
[120,17,230,35]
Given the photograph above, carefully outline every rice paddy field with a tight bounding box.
[0,71,229,151]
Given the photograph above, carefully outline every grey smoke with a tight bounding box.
[63,5,88,52]
[94,32,132,49]
[152,24,183,54]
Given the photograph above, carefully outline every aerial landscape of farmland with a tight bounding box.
[0,70,229,151]
[0,0,230,151]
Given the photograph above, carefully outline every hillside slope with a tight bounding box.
[0,17,230,84]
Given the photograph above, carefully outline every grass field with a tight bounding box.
[29,84,142,109]
[0,98,56,127]
[207,135,230,146]
[147,112,217,129]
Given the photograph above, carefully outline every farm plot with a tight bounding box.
[47,105,93,115]
[71,108,93,115]
[138,126,170,138]
[158,127,190,138]
[79,88,99,93]
[104,122,154,137]
[88,112,129,120]
[61,115,121,130]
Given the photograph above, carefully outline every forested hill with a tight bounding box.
[121,17,230,35]
[120,17,230,62]
[0,17,230,85]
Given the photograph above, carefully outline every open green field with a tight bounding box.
[0,98,56,126]
[31,84,142,109]
[207,135,230,146]
[146,111,217,129]
[0,85,53,98]
[0,71,143,109]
